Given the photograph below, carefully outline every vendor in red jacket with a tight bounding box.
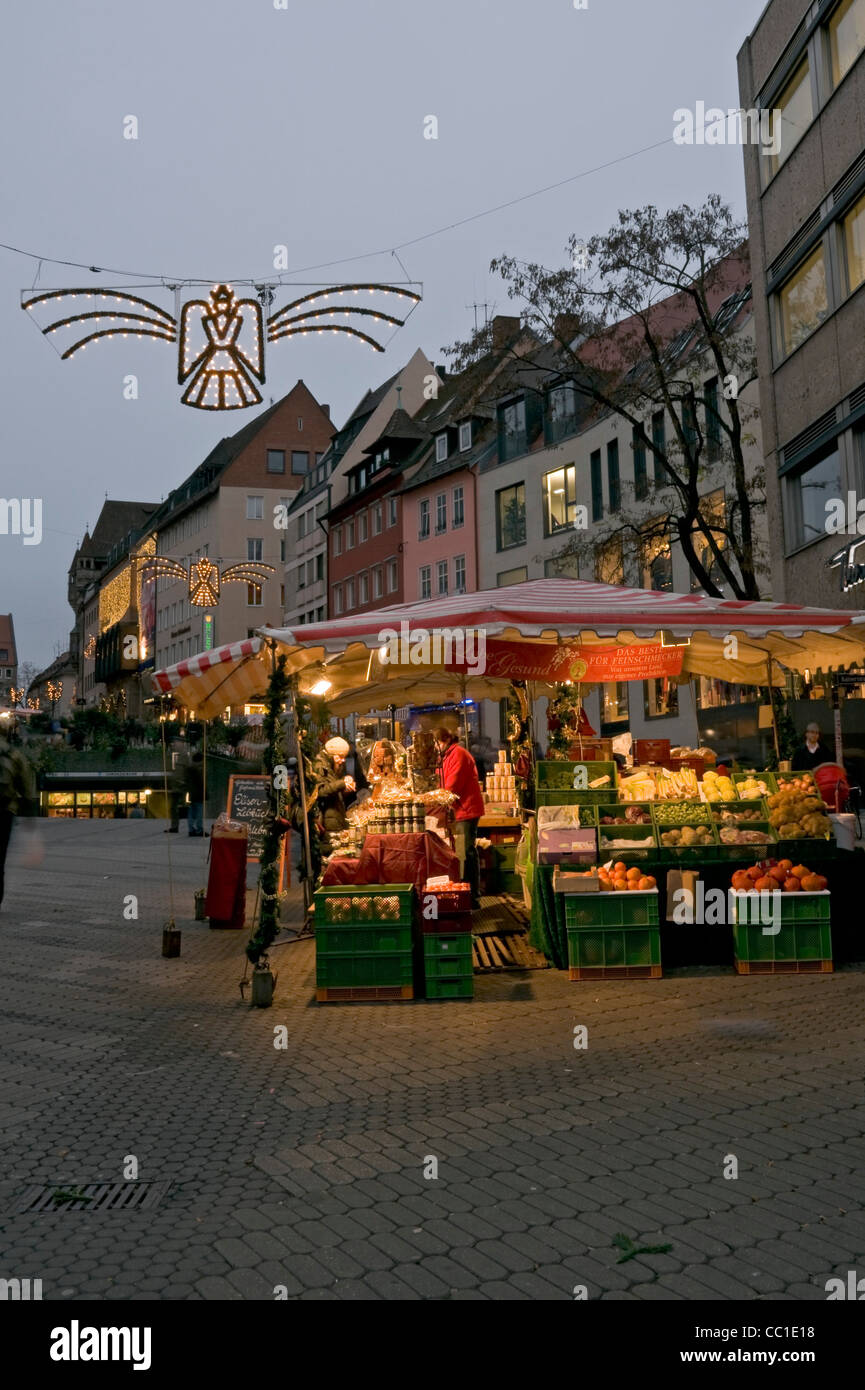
[434,726,484,907]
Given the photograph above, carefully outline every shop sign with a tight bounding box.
[452,639,683,682]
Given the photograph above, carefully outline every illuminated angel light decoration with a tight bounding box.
[21,281,422,411]
[141,555,276,606]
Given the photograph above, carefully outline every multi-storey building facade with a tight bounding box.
[150,381,332,678]
[738,0,865,607]
[0,614,18,707]
[284,349,436,626]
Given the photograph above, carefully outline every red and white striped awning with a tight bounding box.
[151,580,865,715]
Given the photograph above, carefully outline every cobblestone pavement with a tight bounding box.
[0,820,863,1302]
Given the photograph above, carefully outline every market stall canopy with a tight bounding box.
[150,580,865,716]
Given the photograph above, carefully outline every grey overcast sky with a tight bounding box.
[2,0,762,672]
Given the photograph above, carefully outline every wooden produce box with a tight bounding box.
[633,738,671,764]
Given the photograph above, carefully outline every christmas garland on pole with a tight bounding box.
[245,649,290,965]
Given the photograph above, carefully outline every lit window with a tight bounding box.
[247,583,263,607]
[690,489,727,591]
[829,0,865,86]
[762,58,812,181]
[419,565,431,600]
[843,191,865,296]
[543,465,577,534]
[778,246,828,356]
[645,677,679,719]
[640,524,672,591]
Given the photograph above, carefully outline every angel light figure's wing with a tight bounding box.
[267,283,421,354]
[21,287,177,359]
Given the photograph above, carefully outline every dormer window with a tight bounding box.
[459,422,472,452]
[435,433,448,463]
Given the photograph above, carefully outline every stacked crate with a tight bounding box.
[314,884,416,1001]
[730,890,832,974]
[564,888,661,980]
[420,883,474,1000]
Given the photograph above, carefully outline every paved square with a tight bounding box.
[0,821,862,1301]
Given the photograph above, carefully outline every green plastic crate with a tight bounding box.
[314,884,414,926]
[564,890,659,930]
[424,976,474,999]
[423,954,474,980]
[315,951,413,989]
[714,822,777,858]
[536,760,617,790]
[316,924,414,955]
[567,925,661,970]
[423,933,473,960]
[653,800,712,826]
[732,771,777,800]
[596,803,653,829]
[731,917,832,967]
[654,819,719,859]
[597,823,658,858]
[730,889,831,925]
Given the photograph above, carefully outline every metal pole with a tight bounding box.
[832,679,844,766]
[293,687,314,913]
[767,656,780,760]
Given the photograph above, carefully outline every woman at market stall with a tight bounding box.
[434,726,485,908]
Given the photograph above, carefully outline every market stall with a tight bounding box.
[151,579,865,992]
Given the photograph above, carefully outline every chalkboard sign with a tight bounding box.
[227,774,272,862]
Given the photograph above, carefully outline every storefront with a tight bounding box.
[40,773,159,818]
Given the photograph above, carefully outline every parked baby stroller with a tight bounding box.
[813,762,862,837]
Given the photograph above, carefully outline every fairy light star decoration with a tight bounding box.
[21,281,422,411]
[141,555,276,605]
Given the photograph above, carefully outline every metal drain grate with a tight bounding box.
[11,1180,172,1214]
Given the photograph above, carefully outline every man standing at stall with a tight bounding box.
[434,726,484,908]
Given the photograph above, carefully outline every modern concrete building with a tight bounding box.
[738,0,865,608]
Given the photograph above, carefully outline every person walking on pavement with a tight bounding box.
[0,724,39,910]
[312,736,355,835]
[164,744,187,832]
[185,749,205,836]
[434,726,485,908]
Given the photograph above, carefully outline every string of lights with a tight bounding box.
[0,134,673,285]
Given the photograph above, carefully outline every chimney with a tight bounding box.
[321,404,330,418]
[553,314,581,347]
[435,364,447,378]
[492,315,520,349]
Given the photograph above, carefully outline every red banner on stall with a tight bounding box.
[448,639,684,682]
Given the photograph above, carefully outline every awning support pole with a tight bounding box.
[767,657,780,760]
[293,683,314,914]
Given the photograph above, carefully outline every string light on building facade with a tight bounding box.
[22,281,422,411]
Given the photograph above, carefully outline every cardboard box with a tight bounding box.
[665,868,699,922]
[553,866,600,893]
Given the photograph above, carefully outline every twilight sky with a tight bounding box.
[1,0,762,672]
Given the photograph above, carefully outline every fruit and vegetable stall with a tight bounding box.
[528,760,854,980]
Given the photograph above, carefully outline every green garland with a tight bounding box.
[245,653,291,965]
